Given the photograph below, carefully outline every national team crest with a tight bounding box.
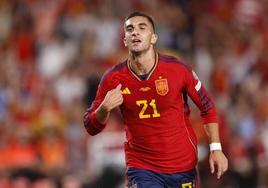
[155,78,169,96]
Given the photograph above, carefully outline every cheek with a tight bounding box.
[125,36,132,45]
[144,35,152,44]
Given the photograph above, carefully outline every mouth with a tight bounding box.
[132,39,141,44]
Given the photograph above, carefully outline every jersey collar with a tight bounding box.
[127,51,158,81]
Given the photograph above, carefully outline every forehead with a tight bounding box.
[125,16,153,30]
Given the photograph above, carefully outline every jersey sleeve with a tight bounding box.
[183,67,218,124]
[83,72,111,136]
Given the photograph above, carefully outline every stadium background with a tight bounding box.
[0,0,268,187]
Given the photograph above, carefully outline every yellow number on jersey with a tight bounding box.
[149,99,160,118]
[136,100,150,119]
[182,182,192,188]
[136,99,160,119]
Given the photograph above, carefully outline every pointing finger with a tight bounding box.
[116,84,122,90]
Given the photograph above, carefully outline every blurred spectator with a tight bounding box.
[54,63,86,107]
[0,0,268,187]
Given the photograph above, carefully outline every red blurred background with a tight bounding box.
[0,0,268,187]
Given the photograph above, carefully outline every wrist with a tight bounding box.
[95,104,110,124]
[100,102,111,113]
[209,142,222,152]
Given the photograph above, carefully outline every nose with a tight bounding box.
[132,28,139,36]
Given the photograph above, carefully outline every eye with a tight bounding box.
[126,26,133,32]
[139,24,147,30]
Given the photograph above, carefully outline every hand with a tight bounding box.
[209,150,228,179]
[101,84,123,112]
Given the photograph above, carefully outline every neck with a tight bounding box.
[129,46,155,75]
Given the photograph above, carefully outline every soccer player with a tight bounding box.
[83,11,228,188]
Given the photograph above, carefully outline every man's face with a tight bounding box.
[124,16,157,53]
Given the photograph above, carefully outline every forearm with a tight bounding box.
[204,123,228,179]
[83,107,107,136]
[94,104,110,124]
[203,123,220,143]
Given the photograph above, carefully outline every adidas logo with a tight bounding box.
[121,87,131,94]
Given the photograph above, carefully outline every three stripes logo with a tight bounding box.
[121,87,131,94]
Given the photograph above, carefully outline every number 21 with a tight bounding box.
[136,99,160,119]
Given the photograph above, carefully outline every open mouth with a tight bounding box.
[132,39,141,44]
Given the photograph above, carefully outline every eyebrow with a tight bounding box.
[125,22,149,30]
[138,23,148,27]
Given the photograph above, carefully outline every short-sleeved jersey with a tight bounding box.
[84,52,218,173]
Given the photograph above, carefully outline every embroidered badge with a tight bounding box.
[155,78,169,96]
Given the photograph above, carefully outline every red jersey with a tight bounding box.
[83,52,218,173]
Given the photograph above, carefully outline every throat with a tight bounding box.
[130,60,152,75]
[130,58,155,75]
[129,59,156,81]
[136,63,149,75]
[138,72,150,80]
[128,49,157,80]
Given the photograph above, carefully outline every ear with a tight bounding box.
[151,33,158,44]
[123,37,127,47]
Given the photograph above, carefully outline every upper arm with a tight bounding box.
[182,67,218,123]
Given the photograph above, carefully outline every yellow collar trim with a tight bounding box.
[127,52,158,81]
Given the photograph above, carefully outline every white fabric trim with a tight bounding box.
[195,80,201,91]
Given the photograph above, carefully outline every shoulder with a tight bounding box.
[158,53,192,72]
[99,60,128,85]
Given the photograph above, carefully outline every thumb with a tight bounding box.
[116,84,122,90]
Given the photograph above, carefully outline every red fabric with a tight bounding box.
[84,52,219,173]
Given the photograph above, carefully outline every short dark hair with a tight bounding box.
[125,11,155,33]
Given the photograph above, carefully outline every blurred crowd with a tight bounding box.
[0,0,268,187]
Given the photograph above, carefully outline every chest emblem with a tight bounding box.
[155,78,169,96]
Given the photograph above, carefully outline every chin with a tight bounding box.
[130,48,143,53]
[130,45,146,52]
